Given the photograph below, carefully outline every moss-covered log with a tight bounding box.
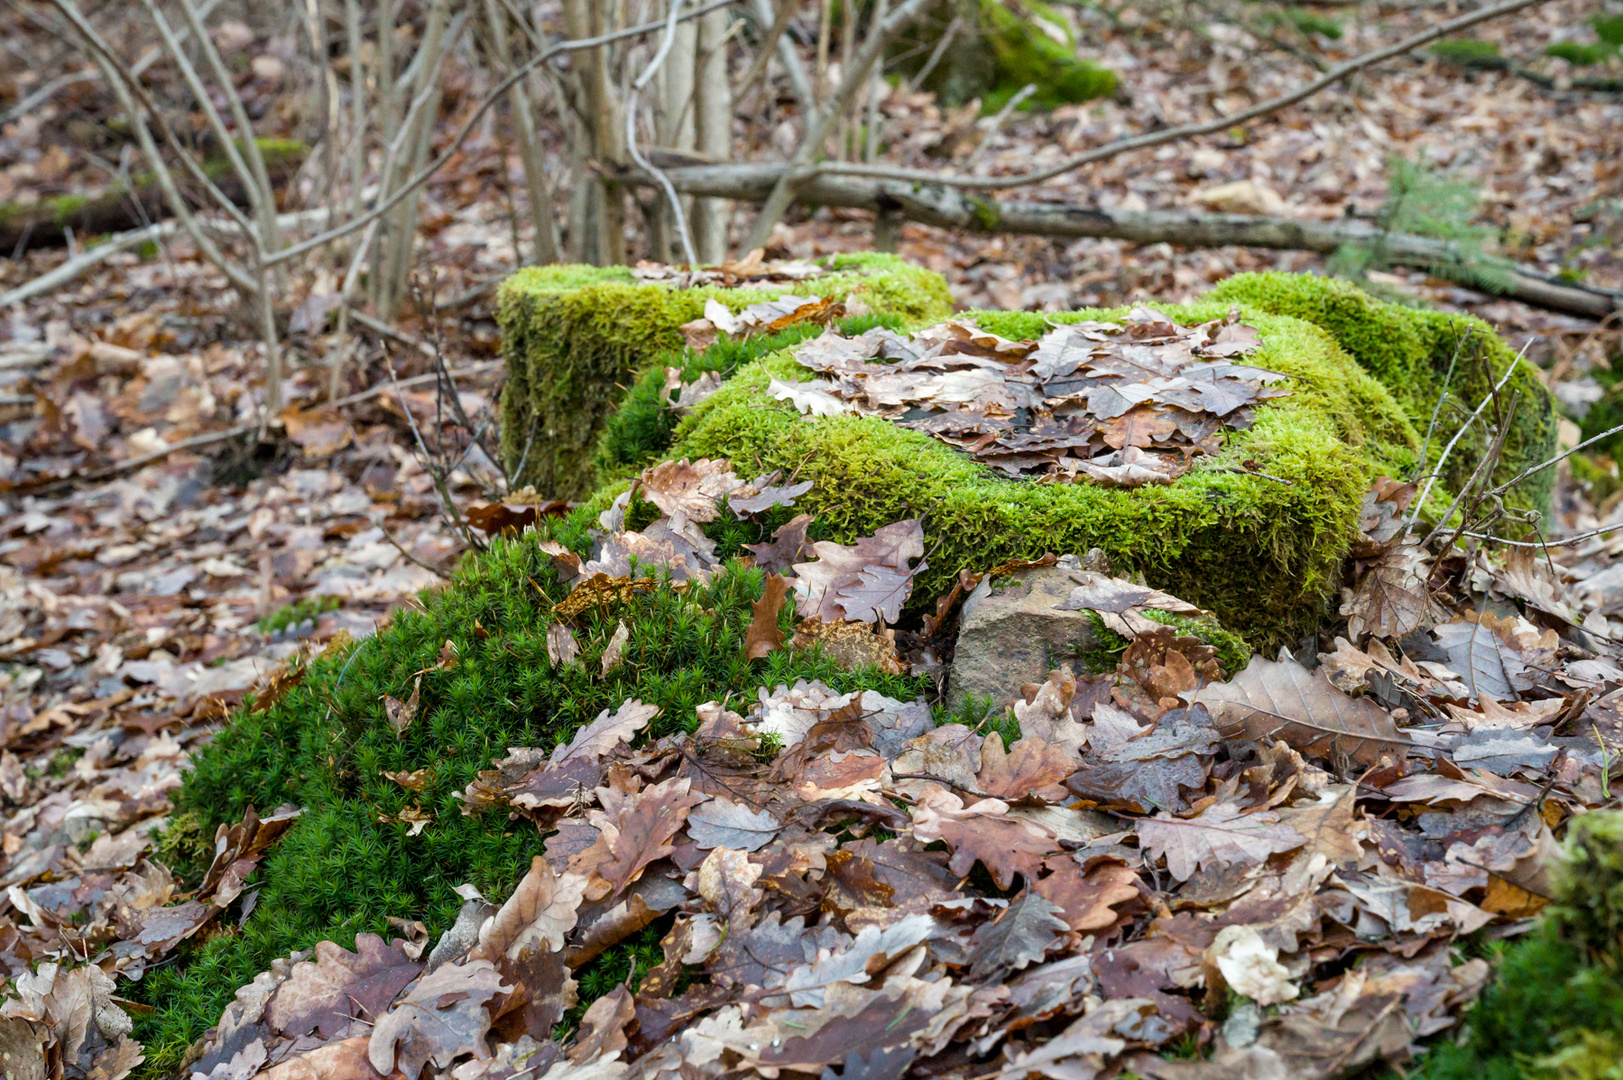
[0,138,306,255]
[493,252,952,500]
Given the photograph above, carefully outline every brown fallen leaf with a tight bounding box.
[476,856,586,960]
[589,777,706,902]
[545,624,580,668]
[1342,538,1440,641]
[1034,856,1142,932]
[1136,802,1306,882]
[382,674,422,735]
[789,618,903,673]
[745,573,789,660]
[1191,653,1413,769]
[367,959,509,1080]
[599,620,629,677]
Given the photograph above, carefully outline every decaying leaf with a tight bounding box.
[791,519,926,625]
[790,618,903,673]
[1342,538,1439,641]
[546,624,581,668]
[477,857,586,960]
[367,959,509,1079]
[1192,654,1413,769]
[383,674,422,734]
[599,621,629,677]
[1136,802,1305,882]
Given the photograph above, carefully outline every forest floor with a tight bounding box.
[1,0,1623,1078]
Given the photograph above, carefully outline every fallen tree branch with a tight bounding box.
[815,0,1557,190]
[653,161,1622,319]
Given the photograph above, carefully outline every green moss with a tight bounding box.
[257,595,344,635]
[129,524,932,1076]
[631,300,1418,649]
[1282,7,1342,40]
[979,0,1116,110]
[1210,272,1559,516]
[1429,39,1504,65]
[495,253,952,499]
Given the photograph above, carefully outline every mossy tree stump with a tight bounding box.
[494,252,952,500]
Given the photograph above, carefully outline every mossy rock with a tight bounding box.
[494,252,952,500]
[1210,272,1559,516]
[128,523,941,1076]
[597,298,1415,650]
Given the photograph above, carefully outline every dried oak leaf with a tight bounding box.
[968,891,1070,980]
[686,798,781,852]
[1034,856,1141,932]
[477,856,587,960]
[744,513,814,574]
[909,786,1060,889]
[568,984,635,1064]
[263,934,424,1039]
[383,675,422,735]
[790,618,903,673]
[1191,653,1412,768]
[975,733,1075,803]
[791,519,925,625]
[728,472,815,516]
[745,573,790,660]
[367,960,509,1080]
[637,458,741,523]
[1136,802,1305,882]
[1342,538,1440,641]
[590,777,705,901]
[546,625,581,668]
[599,621,629,677]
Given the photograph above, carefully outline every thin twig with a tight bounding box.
[626,0,698,265]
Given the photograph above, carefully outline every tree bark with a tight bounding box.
[692,4,732,263]
[653,161,1622,319]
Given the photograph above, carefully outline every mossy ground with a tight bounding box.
[129,513,946,1076]
[598,299,1421,650]
[495,252,952,500]
[1211,272,1559,517]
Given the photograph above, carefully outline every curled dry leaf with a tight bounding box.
[383,674,422,735]
[367,959,510,1080]
[477,857,586,960]
[599,621,629,677]
[1342,538,1439,641]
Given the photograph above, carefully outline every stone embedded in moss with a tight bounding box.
[494,253,953,500]
[612,299,1422,650]
[1210,272,1559,515]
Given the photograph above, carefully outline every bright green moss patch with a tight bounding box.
[495,253,952,499]
[129,522,932,1076]
[1210,272,1559,515]
[638,300,1419,649]
[979,0,1116,111]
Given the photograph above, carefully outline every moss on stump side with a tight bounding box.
[614,301,1420,650]
[494,253,952,500]
[1211,272,1559,515]
[129,523,934,1075]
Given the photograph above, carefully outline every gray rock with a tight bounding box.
[948,553,1102,711]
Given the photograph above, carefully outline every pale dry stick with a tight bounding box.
[172,0,280,250]
[1485,419,1623,502]
[906,13,961,92]
[1424,389,1521,557]
[46,0,260,298]
[736,0,803,116]
[962,83,1037,171]
[261,0,737,271]
[741,0,933,251]
[481,0,561,264]
[1412,329,1475,483]
[864,0,888,163]
[823,0,1557,189]
[1405,343,1529,529]
[627,0,699,266]
[0,0,226,124]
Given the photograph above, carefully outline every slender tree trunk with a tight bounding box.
[692,5,732,263]
[563,0,627,265]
